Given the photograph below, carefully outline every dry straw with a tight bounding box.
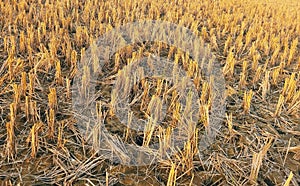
[0,0,299,184]
[27,122,43,158]
[250,137,273,184]
[243,90,253,114]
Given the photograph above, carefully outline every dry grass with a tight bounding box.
[0,0,299,185]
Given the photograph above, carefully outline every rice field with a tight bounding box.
[0,0,299,185]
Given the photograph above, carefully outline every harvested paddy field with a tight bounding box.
[0,0,299,185]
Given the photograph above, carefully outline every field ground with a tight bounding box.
[0,0,299,185]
